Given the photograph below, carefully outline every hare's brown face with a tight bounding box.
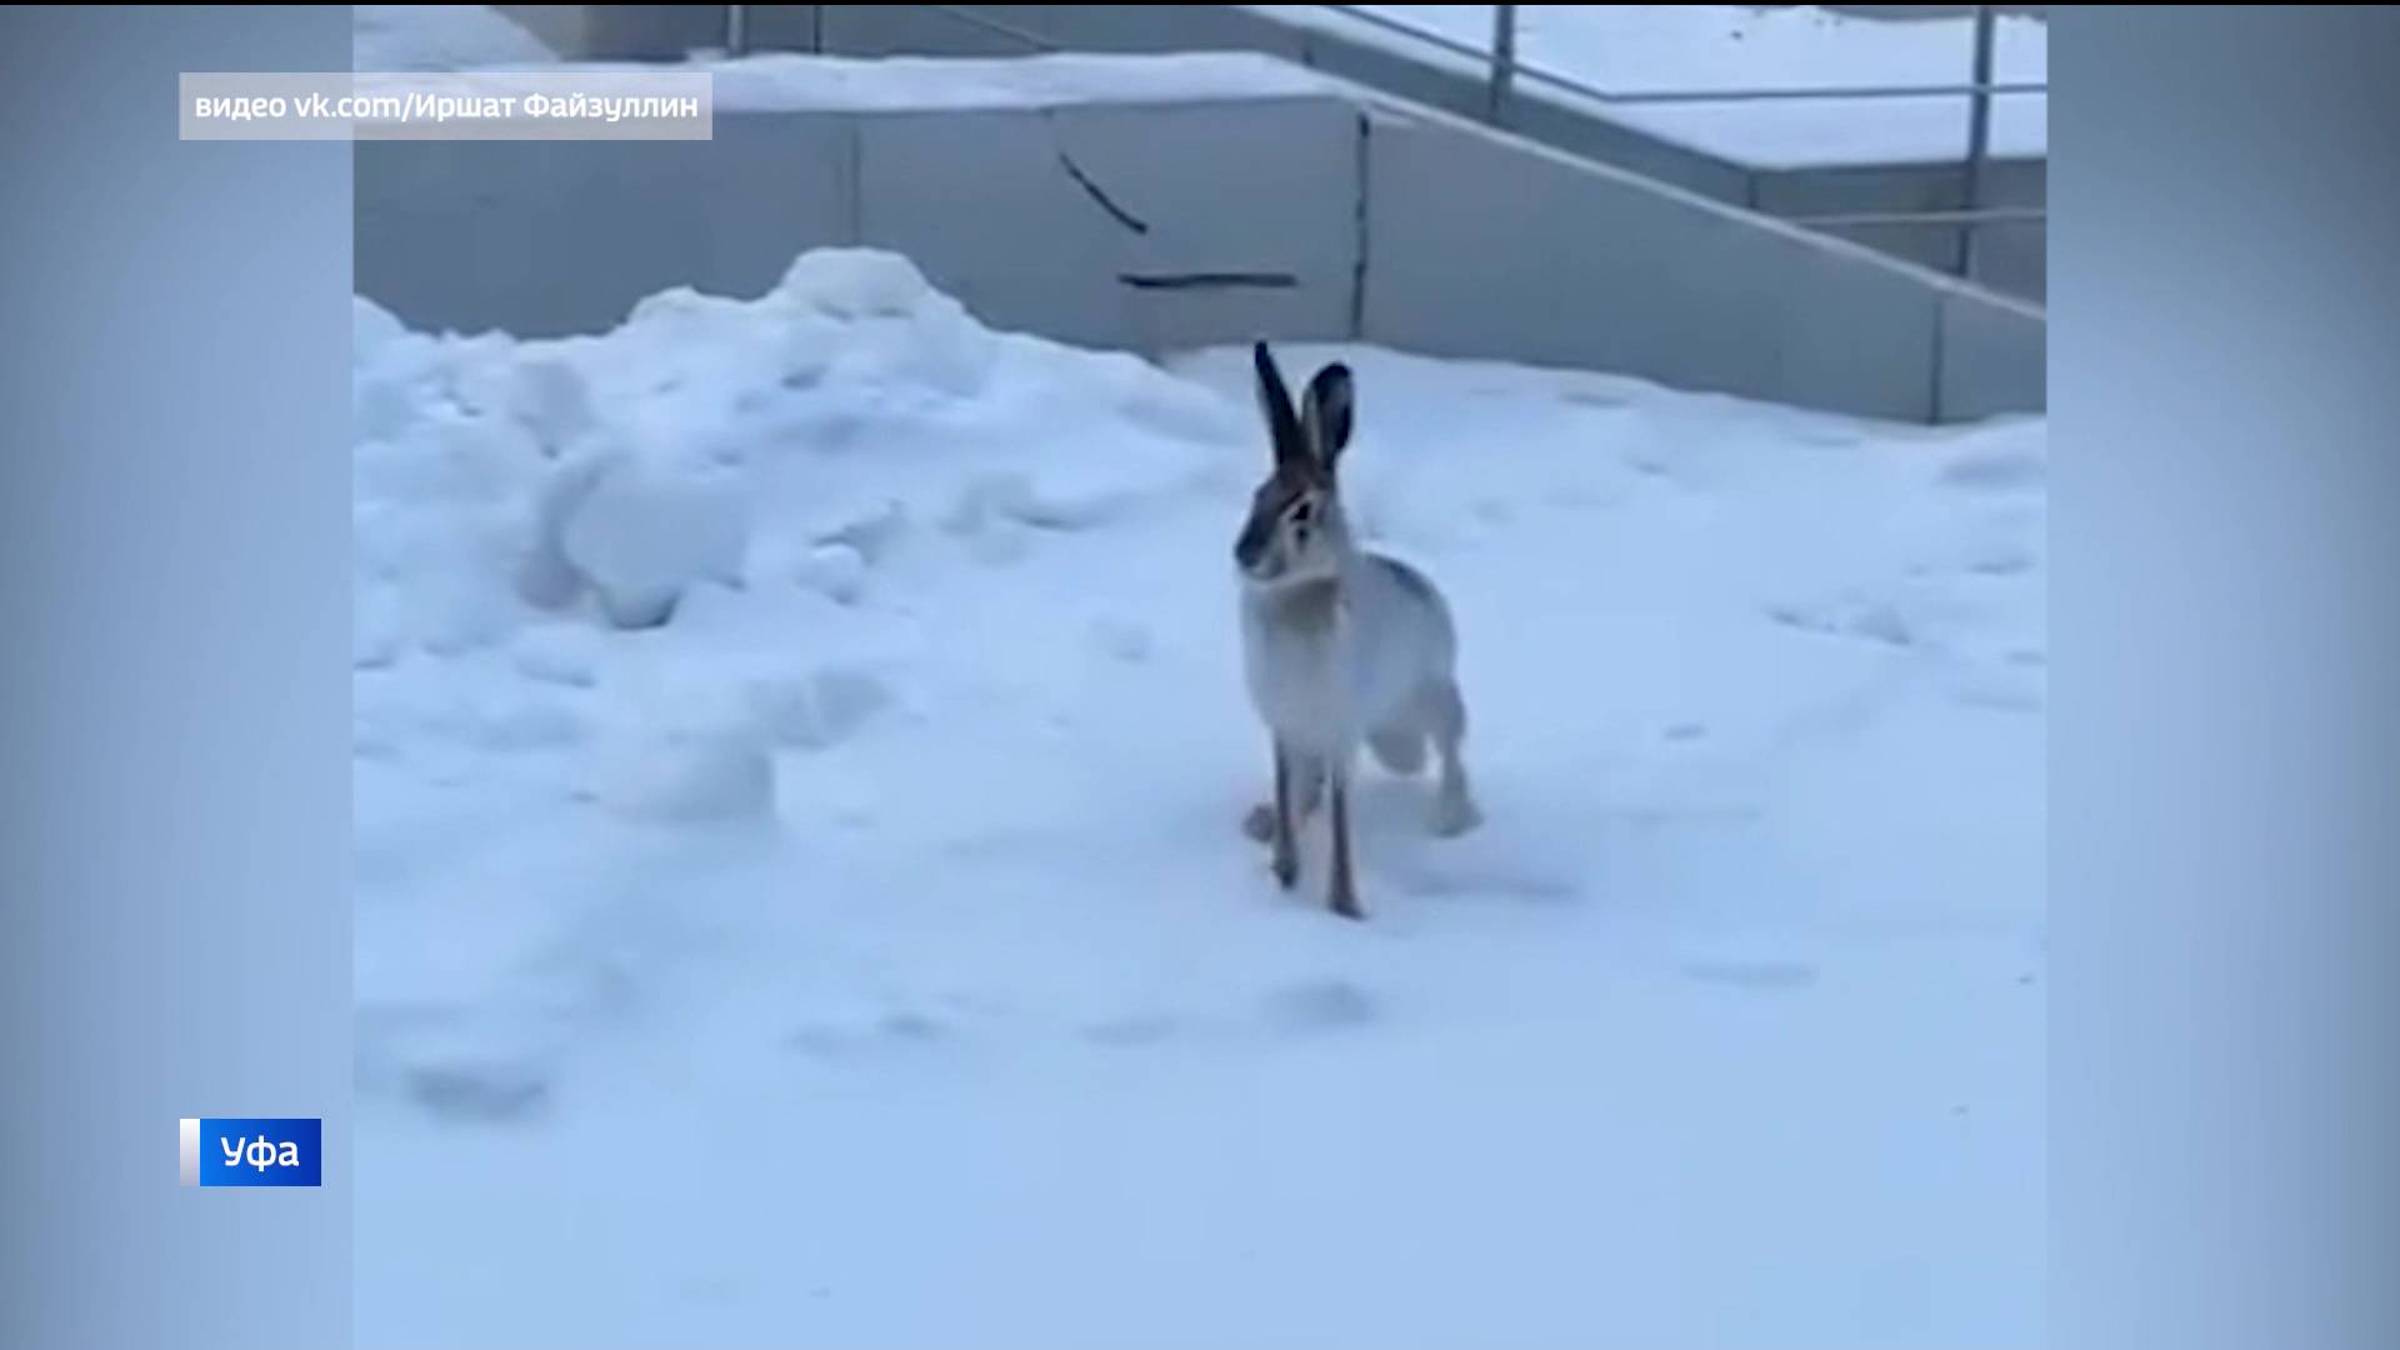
[1238,342,1355,585]
[1234,466,1333,583]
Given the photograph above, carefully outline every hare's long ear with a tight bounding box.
[1301,363,1355,471]
[1253,342,1307,469]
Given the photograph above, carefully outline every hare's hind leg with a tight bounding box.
[1367,722,1429,776]
[1425,678,1482,837]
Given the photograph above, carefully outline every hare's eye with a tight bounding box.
[1288,500,1313,526]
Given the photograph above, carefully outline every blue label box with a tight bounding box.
[180,1117,322,1187]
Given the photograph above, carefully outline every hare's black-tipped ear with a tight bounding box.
[1253,342,1306,467]
[1302,363,1354,468]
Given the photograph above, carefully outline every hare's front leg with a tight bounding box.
[1244,750,1323,845]
[1269,740,1302,889]
[1327,760,1364,920]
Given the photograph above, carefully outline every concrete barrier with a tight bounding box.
[356,90,1360,354]
[1755,157,2048,303]
[356,117,853,338]
[857,98,1359,353]
[1937,290,2046,422]
[494,6,2044,304]
[355,59,2042,422]
[1362,111,1947,421]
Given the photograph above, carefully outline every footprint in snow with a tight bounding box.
[1260,979,1377,1034]
[1081,1013,1178,1048]
[403,1059,552,1124]
[783,1010,949,1059]
[1939,448,2045,492]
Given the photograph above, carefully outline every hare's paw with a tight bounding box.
[1429,789,1483,838]
[1271,848,1300,889]
[1242,802,1277,843]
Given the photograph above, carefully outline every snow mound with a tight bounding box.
[355,250,2046,1348]
[353,247,1235,657]
[550,449,749,630]
[588,723,777,824]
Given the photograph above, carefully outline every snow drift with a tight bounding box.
[354,247,2044,1348]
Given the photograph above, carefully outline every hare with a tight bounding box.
[1234,342,1480,919]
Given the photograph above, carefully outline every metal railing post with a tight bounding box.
[1956,4,1995,279]
[726,4,749,57]
[1488,5,1518,126]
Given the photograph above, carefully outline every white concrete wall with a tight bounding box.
[857,98,1359,353]
[356,116,854,338]
[1361,110,1953,421]
[355,88,2042,422]
[759,5,2038,302]
[1938,291,2046,423]
[356,95,1359,355]
[496,5,2046,304]
[803,4,1759,205]
[1755,157,2048,303]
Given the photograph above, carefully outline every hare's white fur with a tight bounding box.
[1234,344,1479,918]
[1241,552,1460,771]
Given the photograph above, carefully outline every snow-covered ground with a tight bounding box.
[1272,4,2046,167]
[353,250,2044,1347]
[349,13,2044,1343]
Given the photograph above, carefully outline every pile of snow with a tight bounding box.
[352,5,557,72]
[354,248,2044,1347]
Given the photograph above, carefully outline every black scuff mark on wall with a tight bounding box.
[1054,147,1150,235]
[1117,272,1299,291]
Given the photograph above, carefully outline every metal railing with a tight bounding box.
[920,4,1052,54]
[1322,5,2041,104]
[727,4,2044,282]
[1317,3,2041,276]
